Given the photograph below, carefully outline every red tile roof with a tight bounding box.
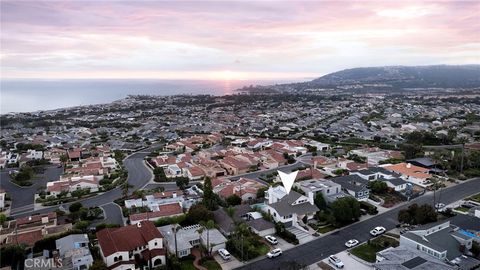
[16,212,57,226]
[129,203,183,222]
[6,229,43,247]
[141,248,166,260]
[97,221,163,257]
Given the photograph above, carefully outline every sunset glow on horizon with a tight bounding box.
[1,1,479,80]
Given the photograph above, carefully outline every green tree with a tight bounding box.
[175,177,189,190]
[226,206,236,218]
[397,203,437,225]
[153,167,167,182]
[185,204,213,225]
[60,154,68,168]
[369,181,388,194]
[121,180,133,200]
[0,213,7,226]
[74,220,91,232]
[256,187,268,199]
[226,194,242,206]
[0,244,27,268]
[89,260,108,270]
[198,220,215,257]
[314,193,327,211]
[202,177,218,210]
[330,197,360,225]
[69,202,83,213]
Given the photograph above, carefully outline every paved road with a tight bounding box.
[1,165,63,212]
[228,161,308,184]
[235,178,480,270]
[10,146,159,219]
[100,203,125,225]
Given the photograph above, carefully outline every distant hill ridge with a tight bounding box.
[311,65,480,88]
[238,64,480,93]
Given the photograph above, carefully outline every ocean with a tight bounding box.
[0,79,296,114]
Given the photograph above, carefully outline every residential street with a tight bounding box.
[235,178,480,270]
[1,165,63,213]
[9,147,158,219]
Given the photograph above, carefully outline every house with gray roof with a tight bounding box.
[264,186,319,228]
[400,220,480,268]
[351,168,408,191]
[158,224,226,258]
[331,174,370,200]
[213,205,275,237]
[375,246,453,270]
[55,234,93,270]
[295,179,346,202]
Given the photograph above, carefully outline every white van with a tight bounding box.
[218,248,231,261]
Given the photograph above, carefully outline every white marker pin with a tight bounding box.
[278,170,298,194]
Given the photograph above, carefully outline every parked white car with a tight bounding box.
[218,248,231,261]
[370,226,386,236]
[328,255,344,268]
[435,203,446,209]
[265,235,278,245]
[267,248,282,258]
[345,239,359,248]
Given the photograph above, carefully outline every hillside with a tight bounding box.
[238,65,480,93]
[310,65,480,89]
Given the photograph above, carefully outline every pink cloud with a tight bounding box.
[1,1,478,79]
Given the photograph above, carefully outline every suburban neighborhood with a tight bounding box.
[1,90,480,270]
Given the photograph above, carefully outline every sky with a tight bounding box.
[1,0,479,81]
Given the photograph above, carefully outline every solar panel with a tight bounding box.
[402,256,427,269]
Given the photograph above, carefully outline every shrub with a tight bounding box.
[275,223,299,245]
[360,201,378,215]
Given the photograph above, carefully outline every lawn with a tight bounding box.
[256,243,270,255]
[201,260,222,270]
[180,259,196,270]
[468,193,480,203]
[454,207,469,213]
[350,236,399,263]
[317,225,336,234]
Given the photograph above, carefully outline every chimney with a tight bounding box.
[267,186,273,204]
[406,163,411,169]
[172,192,177,198]
[137,222,142,228]
[313,160,318,169]
[308,192,314,205]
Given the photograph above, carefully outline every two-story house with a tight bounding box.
[295,179,345,202]
[263,186,318,228]
[400,220,476,264]
[97,221,166,270]
[56,234,93,270]
[331,174,370,201]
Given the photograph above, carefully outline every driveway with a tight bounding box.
[235,178,480,270]
[319,251,373,270]
[1,165,63,213]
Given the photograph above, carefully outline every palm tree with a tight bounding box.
[121,180,133,200]
[171,224,180,258]
[226,206,236,219]
[59,154,68,169]
[198,220,215,257]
